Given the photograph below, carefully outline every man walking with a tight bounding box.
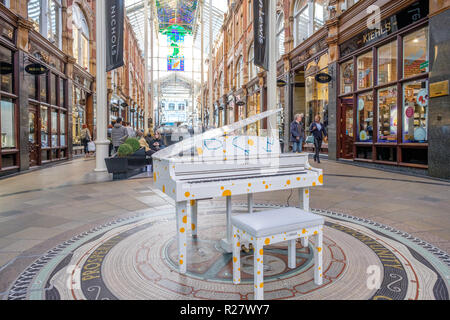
[111,117,128,153]
[309,115,327,163]
[290,114,305,153]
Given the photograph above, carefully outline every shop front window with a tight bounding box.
[40,105,49,148]
[356,92,373,142]
[357,51,373,89]
[403,80,428,143]
[305,67,329,132]
[40,75,47,101]
[60,112,66,146]
[0,46,13,93]
[378,87,398,143]
[340,60,354,94]
[403,27,429,79]
[1,98,15,148]
[51,109,58,147]
[378,41,397,85]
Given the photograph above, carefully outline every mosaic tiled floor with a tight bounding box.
[6,204,450,300]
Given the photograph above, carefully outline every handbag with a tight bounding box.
[305,135,314,144]
[87,141,96,152]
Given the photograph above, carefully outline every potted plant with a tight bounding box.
[105,138,147,180]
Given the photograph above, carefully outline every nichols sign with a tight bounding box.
[106,0,125,72]
[25,63,48,75]
[253,0,269,71]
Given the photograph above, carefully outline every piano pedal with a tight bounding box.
[241,244,250,253]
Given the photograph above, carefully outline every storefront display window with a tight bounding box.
[378,41,397,85]
[40,75,47,101]
[50,73,57,106]
[1,98,15,148]
[403,80,428,143]
[51,109,58,147]
[356,92,373,142]
[340,60,353,95]
[41,105,48,148]
[378,87,398,143]
[305,70,329,132]
[357,51,373,89]
[60,113,66,146]
[403,27,429,79]
[0,46,13,93]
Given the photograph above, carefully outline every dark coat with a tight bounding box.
[149,138,166,151]
[309,122,327,140]
[290,121,305,142]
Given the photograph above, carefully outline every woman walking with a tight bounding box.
[309,115,327,163]
[80,124,92,158]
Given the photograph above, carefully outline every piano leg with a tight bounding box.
[288,239,296,269]
[299,188,310,212]
[254,238,264,300]
[176,201,188,274]
[314,229,323,286]
[191,200,198,238]
[248,193,254,213]
[220,196,233,253]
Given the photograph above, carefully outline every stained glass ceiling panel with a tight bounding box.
[156,0,199,34]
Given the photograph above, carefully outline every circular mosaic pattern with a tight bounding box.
[6,204,450,300]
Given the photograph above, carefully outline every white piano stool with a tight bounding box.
[231,208,324,300]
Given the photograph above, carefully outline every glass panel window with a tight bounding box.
[40,75,47,102]
[294,0,309,45]
[403,27,429,79]
[60,112,66,146]
[1,98,15,148]
[378,86,398,143]
[378,41,398,85]
[357,51,373,89]
[340,60,354,94]
[403,79,428,143]
[50,73,57,106]
[276,13,285,60]
[40,106,49,148]
[73,27,79,64]
[29,76,37,100]
[28,0,40,33]
[59,78,64,107]
[0,46,13,93]
[356,92,373,142]
[51,109,58,147]
[305,70,329,131]
[314,0,328,32]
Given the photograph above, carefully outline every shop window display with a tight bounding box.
[403,27,429,79]
[340,60,353,95]
[356,92,373,142]
[1,98,15,148]
[51,109,58,147]
[40,106,49,148]
[378,41,397,85]
[0,46,13,93]
[357,51,373,90]
[305,71,329,132]
[403,80,428,143]
[60,113,66,146]
[378,87,398,143]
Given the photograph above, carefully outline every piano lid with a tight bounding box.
[152,108,282,160]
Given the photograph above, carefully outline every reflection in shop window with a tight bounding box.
[1,98,15,148]
[378,87,398,143]
[378,41,397,85]
[357,51,373,89]
[340,60,354,94]
[40,105,49,148]
[305,71,329,133]
[60,112,66,146]
[403,27,429,79]
[356,92,373,142]
[403,80,428,143]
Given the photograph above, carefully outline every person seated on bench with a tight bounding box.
[137,131,155,157]
[148,131,166,152]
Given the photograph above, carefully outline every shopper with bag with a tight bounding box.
[80,124,92,158]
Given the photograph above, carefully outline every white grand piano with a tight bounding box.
[152,109,323,273]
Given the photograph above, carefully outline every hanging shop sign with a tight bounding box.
[25,63,48,75]
[277,79,287,87]
[315,73,332,84]
[253,0,269,71]
[340,0,429,57]
[106,0,125,72]
[0,62,13,74]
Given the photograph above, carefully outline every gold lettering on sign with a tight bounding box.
[430,80,449,98]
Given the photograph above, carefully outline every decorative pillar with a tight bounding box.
[94,0,109,172]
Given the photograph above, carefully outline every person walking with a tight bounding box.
[111,117,128,154]
[309,115,327,163]
[80,124,92,158]
[290,114,305,153]
[125,122,136,138]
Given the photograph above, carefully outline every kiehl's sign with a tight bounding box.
[340,0,429,57]
[106,0,124,72]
